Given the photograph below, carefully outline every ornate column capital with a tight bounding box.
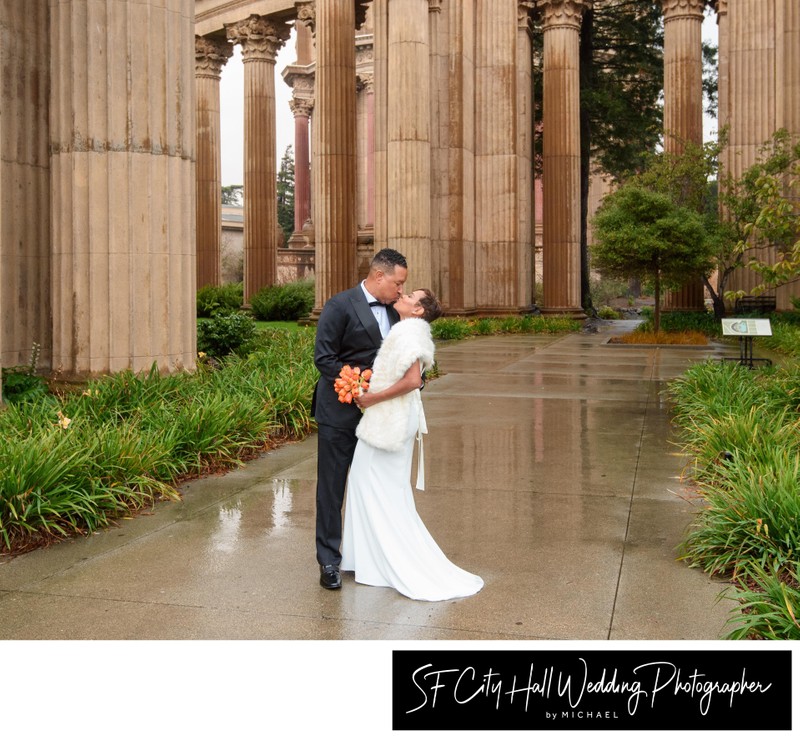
[536,0,591,31]
[661,0,706,22]
[518,1,536,31]
[710,0,727,17]
[295,1,316,35]
[225,15,291,63]
[429,0,442,13]
[290,96,315,118]
[194,35,233,79]
[356,72,374,94]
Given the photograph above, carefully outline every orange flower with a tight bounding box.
[334,365,372,404]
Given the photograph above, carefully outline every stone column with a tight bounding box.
[312,0,358,309]
[662,0,705,311]
[387,0,432,287]
[373,0,389,256]
[226,15,290,305]
[441,0,476,314]
[715,0,729,138]
[475,0,519,312]
[724,0,778,298]
[518,2,535,308]
[50,0,196,376]
[195,35,232,290]
[1,0,51,379]
[779,0,800,142]
[539,0,586,316]
[289,96,313,235]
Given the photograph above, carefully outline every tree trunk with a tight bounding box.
[654,271,661,333]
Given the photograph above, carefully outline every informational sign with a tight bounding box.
[721,318,772,336]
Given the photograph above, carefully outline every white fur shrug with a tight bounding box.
[355,318,435,452]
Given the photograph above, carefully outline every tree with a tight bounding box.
[276,145,295,246]
[721,130,800,298]
[592,185,711,332]
[222,185,243,206]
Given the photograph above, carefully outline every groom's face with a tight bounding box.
[375,265,407,305]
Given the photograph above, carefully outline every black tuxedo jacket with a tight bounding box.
[312,285,400,430]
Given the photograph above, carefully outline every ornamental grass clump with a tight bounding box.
[668,355,800,639]
[0,329,316,554]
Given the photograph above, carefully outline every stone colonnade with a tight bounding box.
[3,0,800,393]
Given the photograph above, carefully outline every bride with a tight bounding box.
[340,289,484,601]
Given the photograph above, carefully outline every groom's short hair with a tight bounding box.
[371,248,407,273]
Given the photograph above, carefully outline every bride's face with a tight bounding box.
[395,291,425,319]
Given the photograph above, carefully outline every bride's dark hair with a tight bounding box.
[415,288,444,323]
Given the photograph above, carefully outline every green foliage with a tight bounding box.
[0,330,317,553]
[431,315,581,341]
[221,185,243,205]
[668,347,800,639]
[592,185,712,331]
[276,145,295,246]
[197,312,257,357]
[196,282,244,318]
[250,279,314,322]
[636,309,721,337]
[597,305,622,320]
[1,342,48,404]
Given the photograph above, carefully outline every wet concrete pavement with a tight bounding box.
[0,321,742,641]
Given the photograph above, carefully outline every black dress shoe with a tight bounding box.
[320,564,342,589]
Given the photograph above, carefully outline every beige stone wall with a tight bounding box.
[0,1,51,371]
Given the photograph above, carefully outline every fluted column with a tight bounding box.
[50,0,196,376]
[475,0,519,311]
[539,0,586,315]
[373,0,389,257]
[724,0,778,298]
[780,0,800,143]
[195,35,232,290]
[662,0,705,311]
[518,2,535,308]
[387,0,432,287]
[356,72,375,230]
[312,0,358,309]
[1,0,50,379]
[289,97,313,234]
[715,0,729,138]
[226,15,290,305]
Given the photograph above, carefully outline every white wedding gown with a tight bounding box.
[341,411,484,602]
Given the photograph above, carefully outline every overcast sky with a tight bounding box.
[219,13,720,187]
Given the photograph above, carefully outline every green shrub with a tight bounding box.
[597,305,622,320]
[430,318,474,341]
[250,279,314,322]
[637,308,720,336]
[1,342,48,404]
[197,283,243,318]
[197,312,257,357]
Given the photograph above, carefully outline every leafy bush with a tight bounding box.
[637,308,720,336]
[597,305,622,320]
[196,283,243,318]
[197,312,257,357]
[1,343,48,403]
[431,315,580,341]
[250,279,314,322]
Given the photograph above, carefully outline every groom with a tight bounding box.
[312,248,408,589]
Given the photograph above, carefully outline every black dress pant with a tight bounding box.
[315,422,359,567]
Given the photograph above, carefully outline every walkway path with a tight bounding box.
[0,321,738,641]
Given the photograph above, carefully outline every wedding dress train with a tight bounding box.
[341,426,484,602]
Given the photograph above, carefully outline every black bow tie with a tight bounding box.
[368,300,386,308]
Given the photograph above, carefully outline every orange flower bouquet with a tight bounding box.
[334,365,372,404]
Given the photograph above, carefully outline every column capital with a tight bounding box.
[519,1,536,31]
[710,0,727,17]
[429,0,442,13]
[357,72,374,94]
[225,14,290,63]
[290,96,314,118]
[295,1,316,35]
[195,35,233,79]
[661,0,705,22]
[536,0,591,31]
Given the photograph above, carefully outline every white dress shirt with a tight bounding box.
[361,281,391,338]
